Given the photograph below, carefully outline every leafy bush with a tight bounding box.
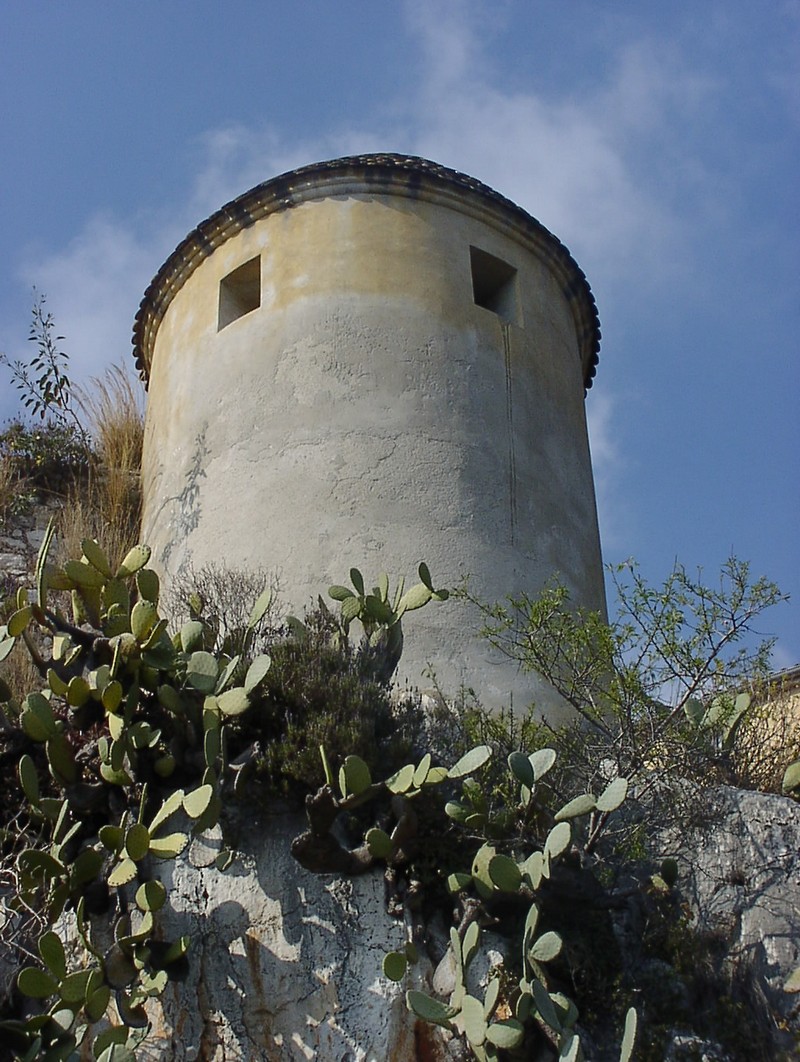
[0,421,90,486]
[0,421,90,522]
[255,605,422,796]
[165,563,429,799]
[286,556,788,1060]
[1,293,86,437]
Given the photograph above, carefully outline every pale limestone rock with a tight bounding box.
[137,808,447,1062]
[659,786,800,1038]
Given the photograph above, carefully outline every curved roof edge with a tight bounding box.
[131,154,601,389]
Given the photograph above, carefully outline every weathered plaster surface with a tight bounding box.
[140,166,605,717]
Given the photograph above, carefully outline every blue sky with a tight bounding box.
[1,1,797,667]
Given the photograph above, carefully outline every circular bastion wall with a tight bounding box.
[133,154,605,714]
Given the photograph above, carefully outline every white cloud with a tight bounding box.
[403,0,491,94]
[168,2,705,299]
[586,390,629,552]
[598,38,719,135]
[414,87,652,273]
[14,216,168,396]
[399,6,716,290]
[186,121,399,223]
[187,125,307,219]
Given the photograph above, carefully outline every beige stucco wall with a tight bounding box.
[140,171,604,715]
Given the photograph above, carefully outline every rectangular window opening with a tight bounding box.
[218,256,261,330]
[470,246,520,326]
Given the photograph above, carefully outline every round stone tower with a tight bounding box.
[133,154,604,713]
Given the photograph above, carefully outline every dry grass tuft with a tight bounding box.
[55,365,145,568]
[0,458,22,524]
[1,365,144,700]
[76,364,144,476]
[0,639,42,704]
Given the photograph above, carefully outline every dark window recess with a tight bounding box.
[470,246,520,325]
[218,256,261,330]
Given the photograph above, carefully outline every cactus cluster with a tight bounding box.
[683,690,752,752]
[0,525,273,1059]
[408,748,636,1060]
[295,736,642,1061]
[0,530,448,1059]
[327,563,449,683]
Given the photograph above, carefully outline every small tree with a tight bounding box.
[1,293,87,441]
[471,557,790,810]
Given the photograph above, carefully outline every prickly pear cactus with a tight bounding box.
[293,736,640,1061]
[0,531,448,1060]
[0,525,273,1059]
[327,563,449,683]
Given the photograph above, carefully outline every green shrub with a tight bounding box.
[0,420,90,523]
[254,606,422,796]
[469,559,788,815]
